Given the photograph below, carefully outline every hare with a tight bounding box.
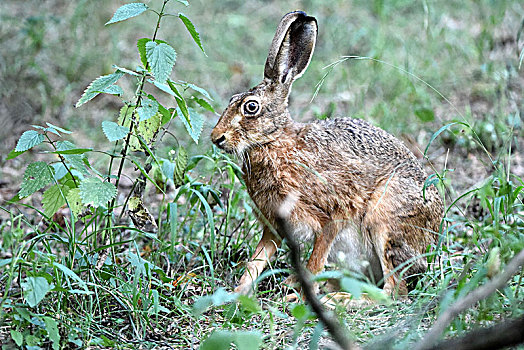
[211,11,443,299]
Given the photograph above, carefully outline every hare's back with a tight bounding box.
[305,117,424,177]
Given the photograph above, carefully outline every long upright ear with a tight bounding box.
[264,11,317,86]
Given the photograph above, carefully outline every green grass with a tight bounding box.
[0,0,523,349]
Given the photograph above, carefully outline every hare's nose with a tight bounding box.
[212,134,226,148]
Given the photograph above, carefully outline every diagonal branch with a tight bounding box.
[415,248,524,350]
[274,214,356,350]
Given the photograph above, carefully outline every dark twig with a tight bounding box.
[427,315,524,350]
[274,215,356,350]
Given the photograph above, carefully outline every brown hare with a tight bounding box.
[211,11,443,299]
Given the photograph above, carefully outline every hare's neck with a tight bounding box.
[242,121,306,179]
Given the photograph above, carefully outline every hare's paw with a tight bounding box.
[320,292,375,310]
[281,275,321,302]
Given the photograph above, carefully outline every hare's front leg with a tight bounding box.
[284,222,339,301]
[234,227,281,295]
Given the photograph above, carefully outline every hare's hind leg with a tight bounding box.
[234,226,281,295]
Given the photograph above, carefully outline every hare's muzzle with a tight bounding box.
[210,129,227,149]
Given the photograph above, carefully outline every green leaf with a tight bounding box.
[184,81,213,101]
[192,288,237,316]
[19,161,55,198]
[42,184,70,218]
[179,107,204,144]
[174,146,188,187]
[168,81,191,128]
[7,149,26,160]
[46,122,72,134]
[21,276,54,307]
[53,262,90,292]
[102,120,129,142]
[15,130,44,152]
[137,38,152,68]
[79,177,117,207]
[201,331,262,350]
[175,0,189,6]
[101,85,123,96]
[113,65,140,77]
[10,329,23,346]
[137,97,159,121]
[66,188,84,219]
[146,41,176,84]
[178,13,205,55]
[291,304,309,320]
[105,2,149,25]
[43,317,60,350]
[414,107,435,122]
[234,331,263,350]
[51,148,92,155]
[194,97,215,113]
[56,141,89,175]
[76,71,124,107]
[201,331,233,350]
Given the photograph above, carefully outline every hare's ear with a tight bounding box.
[264,11,317,86]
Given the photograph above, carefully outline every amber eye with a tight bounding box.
[243,100,260,116]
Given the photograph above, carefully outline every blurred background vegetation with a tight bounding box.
[1,0,522,157]
[0,0,523,348]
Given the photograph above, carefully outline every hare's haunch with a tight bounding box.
[211,11,443,298]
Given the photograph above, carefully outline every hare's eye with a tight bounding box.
[243,100,260,116]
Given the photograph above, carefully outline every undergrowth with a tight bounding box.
[0,1,523,349]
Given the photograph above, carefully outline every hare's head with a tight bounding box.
[211,11,317,155]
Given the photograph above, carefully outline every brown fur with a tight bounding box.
[211,11,443,297]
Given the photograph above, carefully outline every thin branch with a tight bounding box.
[415,248,524,350]
[274,215,356,350]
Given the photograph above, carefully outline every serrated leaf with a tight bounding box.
[21,276,54,307]
[15,130,44,152]
[42,184,70,218]
[79,177,117,207]
[102,120,129,142]
[146,41,176,84]
[118,106,161,151]
[137,97,159,121]
[56,141,89,175]
[19,162,55,198]
[43,317,60,350]
[76,71,124,107]
[174,146,188,187]
[178,13,205,55]
[113,65,140,77]
[178,107,204,144]
[137,38,152,68]
[414,107,435,122]
[135,113,161,151]
[105,2,149,25]
[101,85,123,96]
[66,188,84,219]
